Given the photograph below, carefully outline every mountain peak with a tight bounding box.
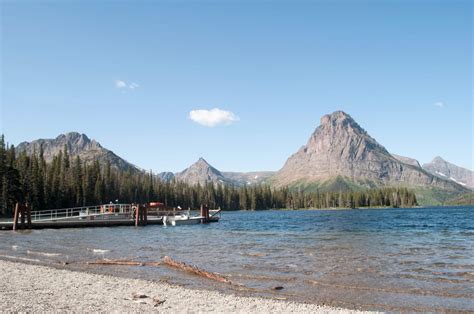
[188,157,216,171]
[176,158,226,186]
[55,132,93,146]
[273,110,467,195]
[15,132,134,171]
[319,110,365,134]
[320,110,352,124]
[432,156,446,163]
[423,157,473,189]
[196,157,210,165]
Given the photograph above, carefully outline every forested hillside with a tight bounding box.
[0,135,417,216]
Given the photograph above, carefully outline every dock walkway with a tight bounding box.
[0,203,162,230]
[0,203,220,230]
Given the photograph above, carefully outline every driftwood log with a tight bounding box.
[87,257,234,285]
[162,256,232,284]
[86,259,162,267]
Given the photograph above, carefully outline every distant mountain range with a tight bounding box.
[16,132,138,172]
[14,111,472,205]
[15,133,274,187]
[392,155,473,189]
[159,158,274,186]
[423,156,473,189]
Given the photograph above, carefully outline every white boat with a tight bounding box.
[208,209,221,222]
[162,214,203,226]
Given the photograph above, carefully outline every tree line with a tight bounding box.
[0,135,417,216]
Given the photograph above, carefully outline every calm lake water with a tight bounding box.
[0,206,473,312]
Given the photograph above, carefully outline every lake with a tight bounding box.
[0,206,472,312]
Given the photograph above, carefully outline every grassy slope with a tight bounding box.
[445,193,474,206]
[410,187,465,206]
[283,176,467,206]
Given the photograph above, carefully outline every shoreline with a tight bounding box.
[0,259,373,313]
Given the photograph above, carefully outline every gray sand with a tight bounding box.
[0,260,374,313]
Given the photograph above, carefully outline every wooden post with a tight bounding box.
[200,204,204,224]
[135,205,146,226]
[138,205,142,226]
[13,203,20,231]
[135,206,139,227]
[205,205,210,222]
[200,204,209,224]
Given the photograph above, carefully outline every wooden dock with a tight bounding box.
[1,203,157,230]
[0,218,162,230]
[0,203,220,230]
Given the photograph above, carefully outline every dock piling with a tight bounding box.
[13,203,19,231]
[134,205,139,227]
[200,204,210,223]
[12,203,32,230]
[133,204,148,227]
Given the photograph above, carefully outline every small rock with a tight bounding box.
[132,292,148,299]
[273,286,284,290]
[153,298,166,307]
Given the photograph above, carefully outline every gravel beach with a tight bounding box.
[0,260,373,313]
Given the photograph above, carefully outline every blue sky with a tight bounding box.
[1,1,472,172]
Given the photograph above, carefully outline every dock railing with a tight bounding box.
[29,204,210,222]
[30,204,134,222]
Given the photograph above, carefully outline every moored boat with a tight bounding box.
[162,214,202,226]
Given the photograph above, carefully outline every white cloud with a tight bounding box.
[115,80,139,90]
[434,101,445,108]
[115,80,127,89]
[189,108,240,127]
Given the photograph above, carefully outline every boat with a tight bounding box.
[208,209,221,222]
[162,208,222,226]
[162,213,202,226]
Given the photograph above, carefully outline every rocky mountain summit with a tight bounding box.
[16,132,137,171]
[174,158,231,186]
[423,157,473,189]
[171,159,274,186]
[272,111,466,196]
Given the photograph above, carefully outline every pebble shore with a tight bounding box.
[0,260,375,313]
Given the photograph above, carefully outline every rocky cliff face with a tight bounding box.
[16,132,137,171]
[272,111,466,194]
[423,157,473,189]
[175,158,230,186]
[392,154,421,168]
